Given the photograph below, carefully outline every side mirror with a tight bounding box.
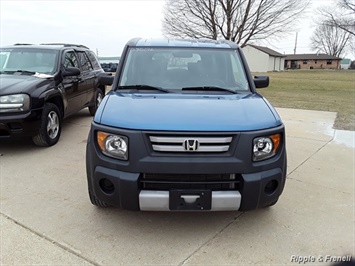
[254,76,269,89]
[98,72,114,86]
[62,67,80,77]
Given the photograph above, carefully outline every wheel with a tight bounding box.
[89,88,104,116]
[32,103,61,147]
[89,192,109,207]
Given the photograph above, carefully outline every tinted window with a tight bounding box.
[86,50,101,70]
[64,51,79,68]
[77,51,93,71]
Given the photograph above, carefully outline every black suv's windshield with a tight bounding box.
[119,47,249,93]
[0,48,59,75]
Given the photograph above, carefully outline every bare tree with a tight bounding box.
[162,0,310,47]
[311,0,354,57]
[311,22,352,57]
[318,0,355,37]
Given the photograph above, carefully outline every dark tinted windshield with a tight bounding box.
[0,48,59,74]
[119,47,249,92]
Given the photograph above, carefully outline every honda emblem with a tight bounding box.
[183,139,199,151]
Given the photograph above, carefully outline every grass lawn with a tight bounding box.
[255,70,355,131]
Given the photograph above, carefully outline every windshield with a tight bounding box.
[0,48,59,74]
[119,47,249,92]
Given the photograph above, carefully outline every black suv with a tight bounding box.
[0,43,105,146]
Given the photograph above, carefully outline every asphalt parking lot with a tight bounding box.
[1,108,354,265]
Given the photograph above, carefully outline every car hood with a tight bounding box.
[0,74,52,95]
[95,92,282,131]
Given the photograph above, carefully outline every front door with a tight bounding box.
[62,50,83,115]
[76,51,96,106]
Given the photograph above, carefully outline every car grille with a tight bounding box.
[149,135,233,153]
[140,173,241,191]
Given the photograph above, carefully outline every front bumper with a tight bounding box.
[139,190,241,211]
[88,163,286,212]
[0,109,42,138]
[86,124,287,211]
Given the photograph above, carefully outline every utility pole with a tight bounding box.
[293,32,298,55]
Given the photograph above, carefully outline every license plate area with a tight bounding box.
[169,190,212,211]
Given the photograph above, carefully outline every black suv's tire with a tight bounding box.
[89,192,109,207]
[89,88,104,116]
[32,103,62,147]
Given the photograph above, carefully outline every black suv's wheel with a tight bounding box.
[89,192,109,207]
[32,103,62,147]
[89,88,104,116]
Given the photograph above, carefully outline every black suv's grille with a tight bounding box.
[140,173,241,191]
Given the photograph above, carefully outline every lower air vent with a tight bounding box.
[140,173,241,190]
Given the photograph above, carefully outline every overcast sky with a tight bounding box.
[1,0,352,59]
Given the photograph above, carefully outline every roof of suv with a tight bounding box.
[2,43,90,50]
[128,38,239,49]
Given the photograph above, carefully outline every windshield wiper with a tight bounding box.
[6,69,36,75]
[0,70,17,75]
[0,70,37,75]
[182,86,238,94]
[14,70,37,75]
[116,85,171,93]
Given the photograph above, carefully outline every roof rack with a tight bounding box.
[40,43,89,49]
[14,43,33,46]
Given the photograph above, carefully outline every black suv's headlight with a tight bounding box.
[97,131,128,160]
[253,134,281,161]
[0,94,30,112]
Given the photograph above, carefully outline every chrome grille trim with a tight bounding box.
[149,136,233,153]
[152,145,229,152]
[149,136,232,143]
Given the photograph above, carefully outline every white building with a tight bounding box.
[242,45,285,72]
[340,59,351,70]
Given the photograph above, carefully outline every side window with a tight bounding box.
[77,51,93,71]
[63,51,79,68]
[86,50,101,70]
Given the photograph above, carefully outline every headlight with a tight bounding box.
[0,94,30,112]
[97,131,128,160]
[253,134,281,161]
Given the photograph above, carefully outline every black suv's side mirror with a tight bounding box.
[98,72,114,86]
[254,76,269,89]
[62,67,81,77]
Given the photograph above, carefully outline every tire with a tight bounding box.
[89,192,109,207]
[32,103,62,147]
[89,88,104,116]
